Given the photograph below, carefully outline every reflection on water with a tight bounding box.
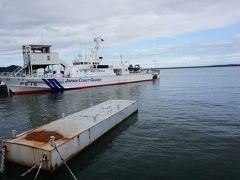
[1,67,240,180]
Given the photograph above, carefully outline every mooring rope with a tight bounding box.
[50,136,78,180]
[20,164,37,177]
[33,155,46,180]
[19,154,46,179]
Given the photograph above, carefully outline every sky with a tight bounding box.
[0,0,240,68]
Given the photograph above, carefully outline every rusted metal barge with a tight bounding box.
[3,100,137,172]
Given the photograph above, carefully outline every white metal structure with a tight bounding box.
[4,100,138,172]
[0,37,158,95]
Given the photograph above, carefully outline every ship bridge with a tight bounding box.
[15,44,65,76]
[23,44,62,68]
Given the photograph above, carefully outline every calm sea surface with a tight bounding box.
[0,67,240,180]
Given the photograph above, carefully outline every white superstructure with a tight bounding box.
[0,37,158,95]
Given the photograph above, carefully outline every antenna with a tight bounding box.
[41,32,43,45]
[120,55,123,63]
[79,40,82,57]
[84,41,87,61]
[153,60,157,68]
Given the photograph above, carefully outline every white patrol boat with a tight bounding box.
[0,37,158,95]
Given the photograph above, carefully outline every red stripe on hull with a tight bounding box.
[13,89,61,95]
[13,79,154,95]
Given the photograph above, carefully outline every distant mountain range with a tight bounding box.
[0,65,21,72]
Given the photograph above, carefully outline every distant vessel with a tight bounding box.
[0,37,158,95]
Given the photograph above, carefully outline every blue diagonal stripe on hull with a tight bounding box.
[47,79,60,89]
[42,78,55,89]
[49,79,64,89]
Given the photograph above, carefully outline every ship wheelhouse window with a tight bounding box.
[80,62,83,65]
[84,62,88,65]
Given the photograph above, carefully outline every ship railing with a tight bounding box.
[0,73,25,77]
[129,68,159,74]
[0,72,15,77]
[142,68,160,74]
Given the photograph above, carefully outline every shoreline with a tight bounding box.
[159,64,240,70]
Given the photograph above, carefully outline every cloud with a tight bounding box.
[0,0,240,66]
[118,35,240,67]
[126,37,240,57]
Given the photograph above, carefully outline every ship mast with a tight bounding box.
[92,36,104,60]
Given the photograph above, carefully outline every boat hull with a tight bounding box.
[4,74,156,95]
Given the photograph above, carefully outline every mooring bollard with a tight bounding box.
[50,136,56,147]
[11,130,17,138]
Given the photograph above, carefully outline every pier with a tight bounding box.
[3,100,138,173]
